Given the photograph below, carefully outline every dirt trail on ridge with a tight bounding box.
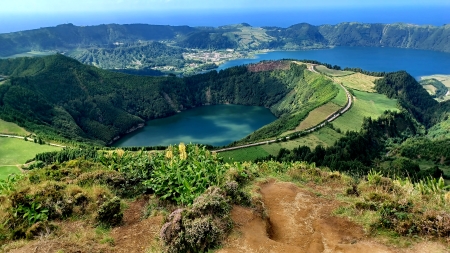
[218,181,446,253]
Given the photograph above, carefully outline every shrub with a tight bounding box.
[160,187,232,253]
[223,180,251,206]
[25,221,58,239]
[96,196,123,227]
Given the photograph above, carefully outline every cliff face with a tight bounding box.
[318,23,450,52]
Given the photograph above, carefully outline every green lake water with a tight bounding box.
[113,104,276,147]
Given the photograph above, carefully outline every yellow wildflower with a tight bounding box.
[165,150,173,160]
[116,149,125,158]
[179,143,187,160]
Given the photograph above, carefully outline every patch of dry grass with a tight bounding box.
[422,84,437,95]
[334,73,380,92]
[315,65,354,77]
[294,102,342,131]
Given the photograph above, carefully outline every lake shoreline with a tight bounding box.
[112,104,277,147]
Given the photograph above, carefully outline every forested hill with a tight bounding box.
[0,23,195,56]
[1,22,450,57]
[374,71,450,127]
[0,55,332,145]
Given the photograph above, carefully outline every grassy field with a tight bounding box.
[219,146,269,162]
[332,90,398,132]
[0,119,29,135]
[315,65,353,77]
[0,166,21,180]
[331,85,348,106]
[334,73,380,92]
[227,126,345,161]
[221,89,398,161]
[0,137,61,165]
[264,126,344,154]
[422,84,437,95]
[229,88,398,161]
[286,83,346,133]
[294,103,341,131]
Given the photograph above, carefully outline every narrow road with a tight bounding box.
[0,134,66,148]
[214,65,353,153]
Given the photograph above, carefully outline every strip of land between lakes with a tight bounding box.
[214,65,353,153]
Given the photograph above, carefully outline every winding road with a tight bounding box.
[214,64,353,153]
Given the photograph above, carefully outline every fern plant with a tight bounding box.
[415,176,450,195]
[144,144,227,205]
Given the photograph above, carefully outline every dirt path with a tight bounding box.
[110,198,163,253]
[218,181,447,253]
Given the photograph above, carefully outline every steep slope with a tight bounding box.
[319,23,450,52]
[374,71,450,127]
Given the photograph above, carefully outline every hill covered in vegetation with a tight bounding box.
[1,22,450,60]
[0,55,337,145]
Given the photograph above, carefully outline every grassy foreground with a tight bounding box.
[0,144,448,252]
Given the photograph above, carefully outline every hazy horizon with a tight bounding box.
[1,0,449,33]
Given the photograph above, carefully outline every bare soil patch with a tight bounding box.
[110,198,163,253]
[218,181,446,253]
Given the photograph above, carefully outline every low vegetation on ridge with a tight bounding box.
[1,144,449,252]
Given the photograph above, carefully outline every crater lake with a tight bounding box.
[113,104,277,147]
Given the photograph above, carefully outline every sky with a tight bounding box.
[1,0,450,33]
[2,0,449,13]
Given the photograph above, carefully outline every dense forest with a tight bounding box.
[68,41,187,69]
[2,22,450,58]
[374,71,450,127]
[0,56,335,145]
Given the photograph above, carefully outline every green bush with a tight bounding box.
[96,196,123,227]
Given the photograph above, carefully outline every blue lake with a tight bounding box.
[218,47,450,79]
[113,104,277,147]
